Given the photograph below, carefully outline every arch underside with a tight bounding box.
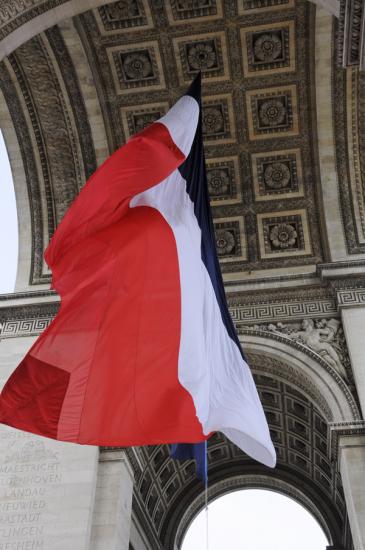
[124,364,352,549]
[0,1,340,61]
[0,0,364,291]
[119,327,360,549]
[1,0,360,291]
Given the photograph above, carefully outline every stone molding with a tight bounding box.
[0,286,341,331]
[0,298,59,339]
[336,288,365,308]
[0,1,117,60]
[0,316,52,338]
[333,23,365,253]
[0,28,97,285]
[337,0,365,70]
[0,1,341,61]
[317,261,365,279]
[242,330,360,421]
[329,420,365,460]
[0,296,339,336]
[230,297,337,324]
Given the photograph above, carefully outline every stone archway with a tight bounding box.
[0,1,340,62]
[241,331,361,423]
[153,331,360,548]
[0,0,116,60]
[126,344,356,550]
[0,1,364,549]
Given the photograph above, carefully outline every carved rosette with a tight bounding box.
[207,168,230,196]
[269,223,297,249]
[264,162,291,189]
[202,106,225,134]
[259,98,287,127]
[215,228,236,255]
[122,51,153,80]
[254,32,282,62]
[187,41,217,71]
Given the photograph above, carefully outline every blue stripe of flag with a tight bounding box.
[179,73,245,359]
[170,441,207,483]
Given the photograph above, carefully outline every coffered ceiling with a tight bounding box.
[77,0,324,280]
[0,0,334,287]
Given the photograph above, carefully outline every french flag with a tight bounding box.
[0,75,275,469]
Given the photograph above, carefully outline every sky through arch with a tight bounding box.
[0,130,18,293]
[181,489,329,550]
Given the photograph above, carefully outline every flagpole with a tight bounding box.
[205,440,209,550]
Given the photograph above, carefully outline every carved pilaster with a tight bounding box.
[333,428,365,550]
[338,0,365,70]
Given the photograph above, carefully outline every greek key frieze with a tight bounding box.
[0,318,52,338]
[337,289,365,308]
[0,299,58,338]
[229,299,337,323]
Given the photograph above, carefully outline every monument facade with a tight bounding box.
[0,1,365,548]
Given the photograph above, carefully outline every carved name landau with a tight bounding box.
[0,428,61,550]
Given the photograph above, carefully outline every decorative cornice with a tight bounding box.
[230,297,337,324]
[336,288,365,308]
[224,270,318,288]
[0,301,59,339]
[338,0,365,70]
[0,290,56,301]
[329,420,365,460]
[228,285,338,317]
[0,1,66,38]
[317,261,365,279]
[332,36,365,253]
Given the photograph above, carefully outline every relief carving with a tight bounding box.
[0,1,42,28]
[259,98,287,127]
[247,318,350,380]
[187,41,217,71]
[253,32,282,62]
[291,319,347,380]
[264,161,291,189]
[269,222,298,250]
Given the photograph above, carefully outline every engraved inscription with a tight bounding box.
[0,435,61,550]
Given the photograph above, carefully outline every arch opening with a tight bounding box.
[0,129,18,293]
[139,361,349,549]
[181,489,329,550]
